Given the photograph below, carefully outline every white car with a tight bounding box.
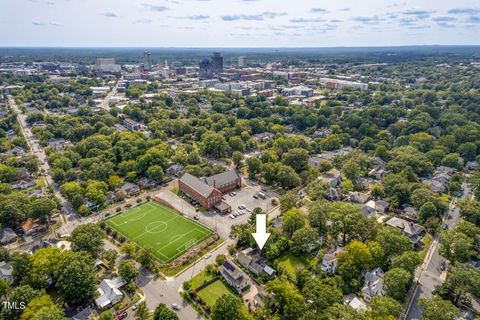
[238,204,246,210]
[204,253,212,259]
[229,214,235,219]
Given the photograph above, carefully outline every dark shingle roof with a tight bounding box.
[180,173,215,197]
[204,170,240,188]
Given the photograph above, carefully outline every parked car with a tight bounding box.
[193,215,199,220]
[229,214,235,219]
[115,312,128,320]
[172,304,180,311]
[204,253,212,259]
[238,204,246,210]
[253,194,259,199]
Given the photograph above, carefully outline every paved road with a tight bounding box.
[8,95,76,217]
[130,240,231,320]
[405,183,470,320]
[98,82,118,111]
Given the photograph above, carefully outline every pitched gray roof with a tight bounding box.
[204,169,240,188]
[180,173,215,197]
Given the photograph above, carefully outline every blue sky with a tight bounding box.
[1,0,480,47]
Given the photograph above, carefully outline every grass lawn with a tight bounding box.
[197,280,237,307]
[276,253,314,283]
[106,201,212,264]
[190,269,215,290]
[418,233,433,261]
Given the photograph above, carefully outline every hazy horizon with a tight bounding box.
[1,0,480,47]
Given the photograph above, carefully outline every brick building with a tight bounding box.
[178,170,241,212]
[178,173,222,210]
[204,169,242,193]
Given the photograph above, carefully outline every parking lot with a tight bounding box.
[155,180,279,239]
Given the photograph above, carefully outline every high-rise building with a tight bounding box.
[238,56,246,68]
[212,52,223,73]
[198,52,224,79]
[94,58,121,73]
[143,51,151,71]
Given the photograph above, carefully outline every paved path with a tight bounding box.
[404,183,470,319]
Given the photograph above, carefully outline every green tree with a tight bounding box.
[119,260,139,284]
[276,165,301,189]
[137,246,155,269]
[369,296,402,319]
[246,157,262,178]
[147,165,164,183]
[232,151,243,168]
[282,209,306,237]
[70,223,105,256]
[29,198,57,222]
[440,229,475,264]
[384,267,412,302]
[282,148,309,173]
[377,227,412,261]
[200,131,230,158]
[342,159,362,181]
[21,294,65,320]
[135,301,149,320]
[307,200,329,234]
[302,278,343,311]
[390,251,421,274]
[290,228,320,255]
[419,296,460,320]
[280,191,300,213]
[55,251,96,306]
[101,249,118,270]
[211,294,249,320]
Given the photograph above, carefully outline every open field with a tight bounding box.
[197,280,237,307]
[106,201,212,263]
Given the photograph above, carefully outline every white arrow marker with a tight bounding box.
[252,214,270,250]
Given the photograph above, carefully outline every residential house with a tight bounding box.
[0,107,9,120]
[119,182,140,197]
[385,217,425,245]
[320,169,342,187]
[361,268,385,302]
[83,199,99,211]
[325,187,341,201]
[237,248,275,278]
[368,167,386,180]
[166,164,185,177]
[95,276,126,309]
[123,119,141,131]
[252,132,274,143]
[220,260,249,294]
[348,192,370,204]
[47,138,68,151]
[375,200,390,214]
[0,261,13,282]
[361,201,376,218]
[0,228,17,245]
[20,219,45,236]
[355,177,373,190]
[423,179,447,193]
[321,247,344,275]
[4,146,25,156]
[136,177,156,189]
[344,294,367,312]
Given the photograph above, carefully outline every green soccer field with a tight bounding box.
[105,201,213,264]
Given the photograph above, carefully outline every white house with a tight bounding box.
[0,261,13,282]
[361,268,385,302]
[95,276,126,309]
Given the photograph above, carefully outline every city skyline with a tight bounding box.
[1,0,480,47]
